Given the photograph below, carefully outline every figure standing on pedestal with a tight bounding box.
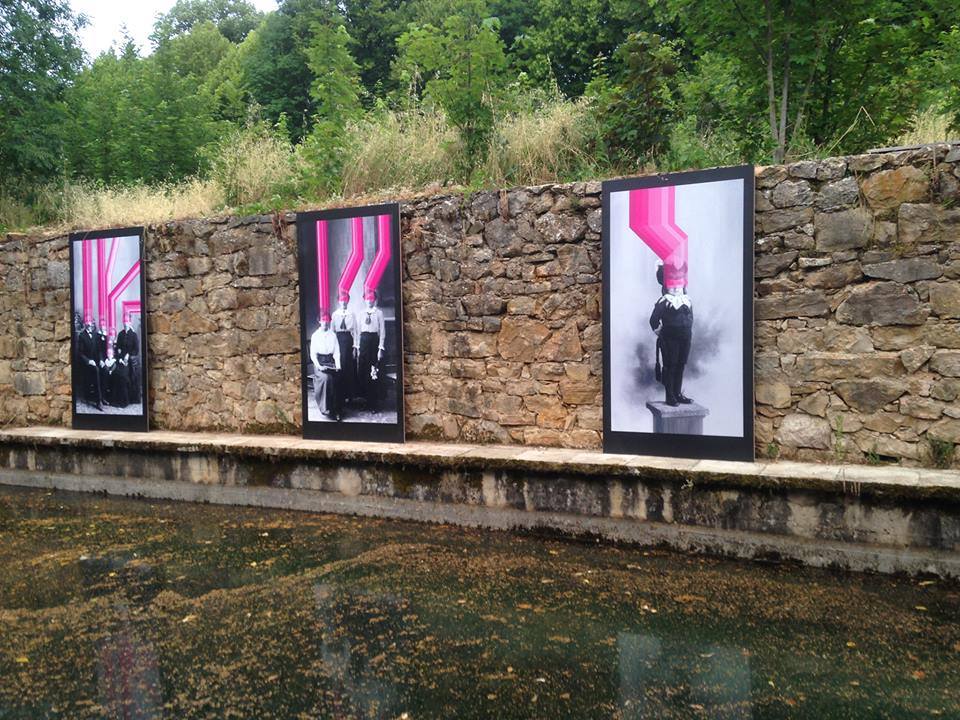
[649,264,693,407]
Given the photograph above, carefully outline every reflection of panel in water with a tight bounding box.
[689,645,752,719]
[618,633,752,719]
[618,632,663,718]
[313,582,401,716]
[96,613,162,719]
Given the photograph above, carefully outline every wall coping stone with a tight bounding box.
[3,426,958,503]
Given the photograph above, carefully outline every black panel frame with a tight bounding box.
[602,166,755,461]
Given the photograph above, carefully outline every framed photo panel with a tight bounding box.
[69,226,149,432]
[602,165,754,461]
[297,203,405,443]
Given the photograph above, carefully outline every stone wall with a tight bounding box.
[1,144,958,466]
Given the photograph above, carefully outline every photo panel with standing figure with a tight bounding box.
[69,227,149,432]
[603,166,754,461]
[297,203,404,442]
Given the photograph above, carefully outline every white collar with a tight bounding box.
[661,293,692,309]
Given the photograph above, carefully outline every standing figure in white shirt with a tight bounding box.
[331,295,358,403]
[310,318,342,421]
[356,293,386,411]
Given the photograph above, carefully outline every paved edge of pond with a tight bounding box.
[1,426,959,502]
[2,426,960,579]
[2,466,960,580]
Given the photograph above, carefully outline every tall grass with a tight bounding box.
[893,106,956,146]
[340,107,460,197]
[58,178,223,228]
[482,97,600,187]
[206,124,298,207]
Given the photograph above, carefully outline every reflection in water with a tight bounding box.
[0,486,958,719]
[619,634,752,718]
[97,609,162,720]
[314,582,399,718]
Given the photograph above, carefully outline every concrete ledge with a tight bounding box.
[2,426,959,501]
[1,426,959,578]
[3,467,959,579]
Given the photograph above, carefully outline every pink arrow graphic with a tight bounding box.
[363,214,391,301]
[337,216,365,303]
[121,300,141,324]
[81,240,93,324]
[107,260,140,336]
[316,220,331,322]
[628,186,688,289]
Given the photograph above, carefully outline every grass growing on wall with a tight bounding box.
[3,96,957,234]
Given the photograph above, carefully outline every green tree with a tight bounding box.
[395,0,508,172]
[0,0,85,185]
[340,0,409,100]
[661,0,959,161]
[65,40,225,184]
[151,0,263,45]
[585,32,679,167]
[513,0,664,97]
[240,0,343,140]
[297,19,366,195]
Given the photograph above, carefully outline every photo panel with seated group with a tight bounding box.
[297,203,404,443]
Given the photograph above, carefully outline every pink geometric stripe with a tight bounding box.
[107,260,140,336]
[364,214,391,301]
[628,186,689,289]
[316,220,330,322]
[337,216,365,303]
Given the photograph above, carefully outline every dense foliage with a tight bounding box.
[1,0,958,227]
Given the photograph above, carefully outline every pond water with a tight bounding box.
[0,485,958,719]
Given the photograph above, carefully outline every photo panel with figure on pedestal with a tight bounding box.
[297,203,404,443]
[602,166,754,461]
[69,227,149,432]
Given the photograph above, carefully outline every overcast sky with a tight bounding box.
[71,0,278,59]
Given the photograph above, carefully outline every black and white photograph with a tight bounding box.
[297,203,404,443]
[603,166,754,461]
[69,227,149,432]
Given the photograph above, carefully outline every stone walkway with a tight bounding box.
[2,425,958,502]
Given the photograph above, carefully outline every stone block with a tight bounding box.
[805,262,862,290]
[798,391,829,417]
[755,291,829,320]
[930,350,960,377]
[538,322,583,362]
[755,251,798,278]
[835,282,928,326]
[756,381,791,408]
[814,208,872,251]
[444,332,497,359]
[900,346,934,373]
[498,317,550,362]
[899,396,943,420]
[930,283,960,318]
[928,418,960,444]
[772,180,813,208]
[759,207,813,234]
[816,177,860,211]
[833,378,907,413]
[13,371,45,396]
[776,413,831,449]
[861,257,941,283]
[898,203,960,245]
[861,165,929,210]
[535,212,587,243]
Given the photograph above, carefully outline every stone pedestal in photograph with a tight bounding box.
[646,402,709,435]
